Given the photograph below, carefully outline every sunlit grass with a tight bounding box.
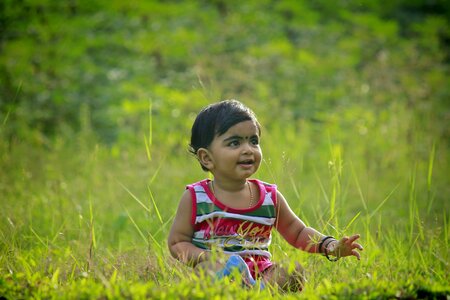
[0,117,448,299]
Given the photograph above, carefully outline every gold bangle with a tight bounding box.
[197,251,207,262]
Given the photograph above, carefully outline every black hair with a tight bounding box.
[189,99,261,171]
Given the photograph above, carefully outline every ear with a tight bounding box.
[197,148,214,170]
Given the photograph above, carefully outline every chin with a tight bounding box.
[243,170,257,178]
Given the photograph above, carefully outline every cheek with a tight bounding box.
[256,149,263,162]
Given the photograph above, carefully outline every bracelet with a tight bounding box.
[318,236,335,253]
[323,238,336,252]
[324,241,339,262]
[324,239,339,261]
[197,251,207,263]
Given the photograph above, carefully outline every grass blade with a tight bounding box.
[119,181,150,213]
[369,184,399,219]
[125,209,149,246]
[89,196,97,249]
[144,135,151,162]
[427,142,436,213]
[29,226,48,249]
[343,211,361,232]
[149,156,165,185]
[153,212,175,237]
[427,142,435,191]
[148,186,163,224]
[144,100,153,161]
[350,161,367,212]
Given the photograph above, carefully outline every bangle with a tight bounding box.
[197,251,207,263]
[323,239,336,252]
[324,242,339,262]
[318,236,335,253]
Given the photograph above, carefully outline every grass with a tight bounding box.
[0,110,449,299]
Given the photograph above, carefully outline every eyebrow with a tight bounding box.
[223,135,258,142]
[223,135,242,142]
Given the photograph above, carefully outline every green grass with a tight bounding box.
[0,108,448,299]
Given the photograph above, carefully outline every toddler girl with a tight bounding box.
[168,100,363,292]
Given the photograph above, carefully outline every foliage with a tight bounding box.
[1,0,448,143]
[0,0,449,298]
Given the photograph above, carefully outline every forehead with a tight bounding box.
[219,120,259,137]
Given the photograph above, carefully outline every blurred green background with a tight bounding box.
[0,1,449,296]
[1,0,448,145]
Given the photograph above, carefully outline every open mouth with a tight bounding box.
[238,159,254,165]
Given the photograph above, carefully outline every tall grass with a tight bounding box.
[0,104,448,299]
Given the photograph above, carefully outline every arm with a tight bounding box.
[167,190,209,266]
[274,190,324,253]
[275,191,363,259]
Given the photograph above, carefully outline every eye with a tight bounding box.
[228,140,240,147]
[250,136,259,145]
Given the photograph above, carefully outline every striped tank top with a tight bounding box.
[187,179,277,258]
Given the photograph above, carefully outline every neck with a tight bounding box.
[211,178,248,192]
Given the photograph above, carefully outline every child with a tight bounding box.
[168,100,363,292]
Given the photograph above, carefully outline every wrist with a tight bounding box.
[325,240,338,256]
[318,236,336,253]
[324,240,339,262]
[197,251,209,263]
[318,236,339,262]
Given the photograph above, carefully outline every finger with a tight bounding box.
[351,249,361,260]
[347,234,360,243]
[340,236,349,244]
[353,242,363,251]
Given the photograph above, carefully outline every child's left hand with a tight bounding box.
[329,234,363,260]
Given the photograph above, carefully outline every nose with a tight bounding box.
[241,141,253,154]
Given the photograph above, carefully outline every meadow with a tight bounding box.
[1,1,449,299]
[1,102,448,299]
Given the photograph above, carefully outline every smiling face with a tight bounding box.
[198,120,262,182]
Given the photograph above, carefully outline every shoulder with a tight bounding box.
[186,179,210,200]
[186,179,209,190]
[177,189,193,209]
[274,190,294,215]
[181,179,208,207]
[251,179,278,205]
[253,178,276,187]
[252,179,277,191]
